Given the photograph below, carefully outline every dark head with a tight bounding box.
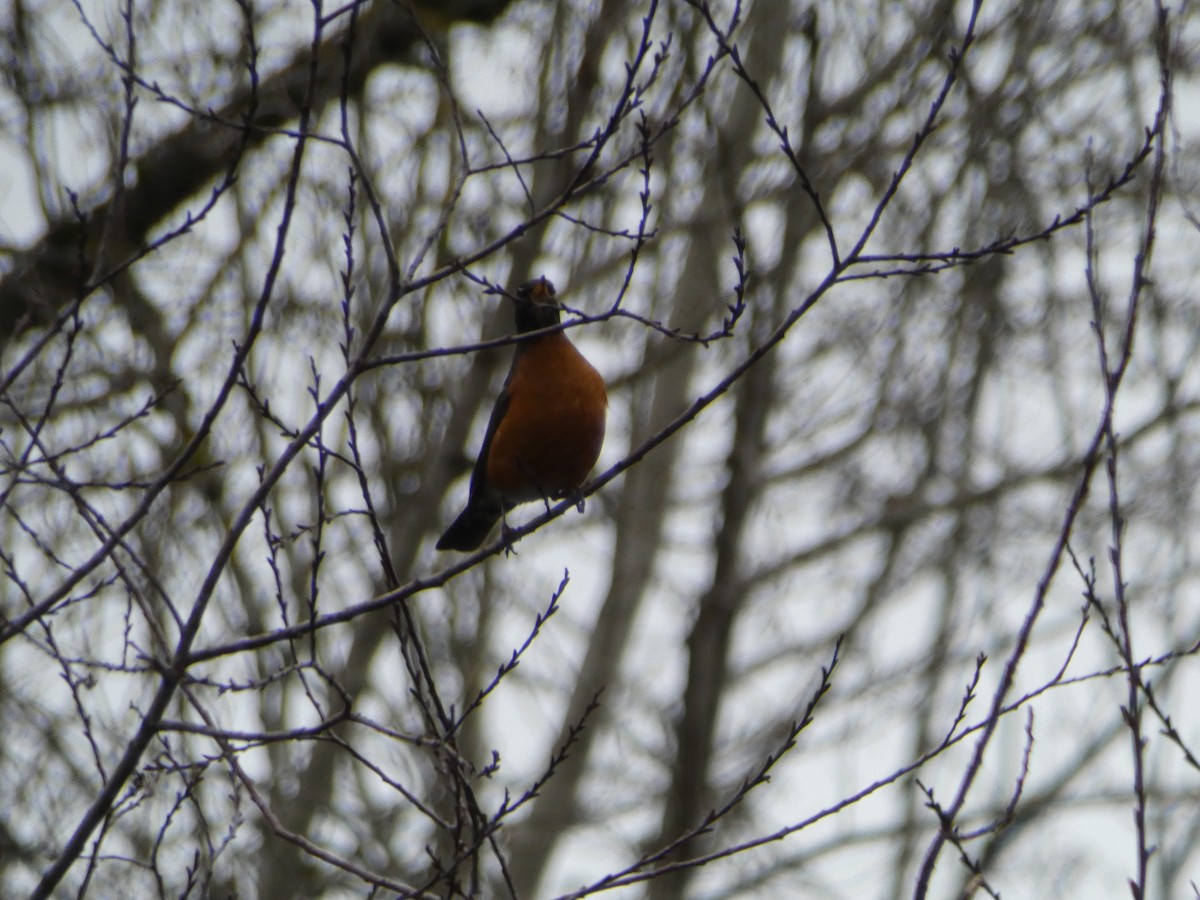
[512,276,561,333]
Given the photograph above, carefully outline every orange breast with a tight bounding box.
[486,335,607,503]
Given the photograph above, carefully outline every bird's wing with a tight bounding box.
[464,367,514,504]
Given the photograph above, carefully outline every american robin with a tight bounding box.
[436,276,607,551]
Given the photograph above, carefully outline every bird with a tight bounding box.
[436,276,607,551]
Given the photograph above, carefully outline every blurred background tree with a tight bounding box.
[0,0,1196,897]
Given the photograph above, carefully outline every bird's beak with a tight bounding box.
[515,276,557,306]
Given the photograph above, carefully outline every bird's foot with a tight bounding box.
[500,512,518,557]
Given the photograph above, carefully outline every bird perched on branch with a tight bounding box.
[436,276,607,551]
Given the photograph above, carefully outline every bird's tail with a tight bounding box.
[435,499,503,551]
